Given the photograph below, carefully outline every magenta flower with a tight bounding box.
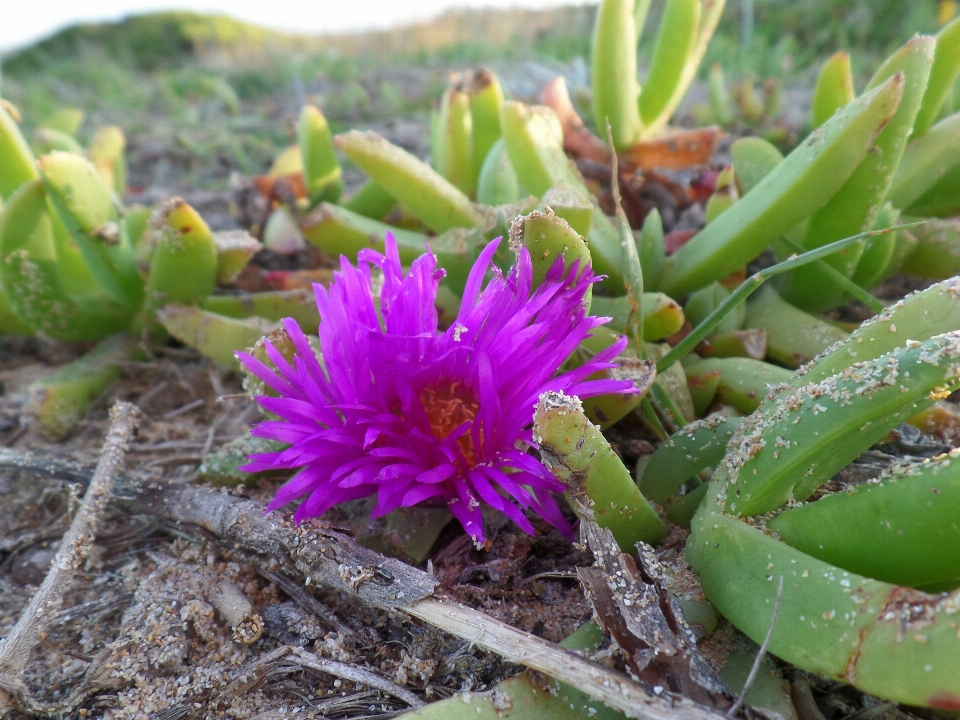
[237,234,634,544]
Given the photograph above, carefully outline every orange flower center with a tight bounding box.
[419,379,479,464]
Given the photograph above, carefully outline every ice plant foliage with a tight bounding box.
[237,234,634,543]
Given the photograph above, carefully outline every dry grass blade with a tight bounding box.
[0,402,139,711]
[286,646,423,707]
[728,575,784,718]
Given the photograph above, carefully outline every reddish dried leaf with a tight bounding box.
[539,76,611,165]
[665,229,698,254]
[252,172,309,203]
[620,128,722,172]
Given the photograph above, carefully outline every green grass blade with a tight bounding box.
[656,224,917,374]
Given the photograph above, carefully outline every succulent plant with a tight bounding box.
[4,1,960,711]
[0,102,287,437]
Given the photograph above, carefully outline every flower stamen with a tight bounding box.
[419,379,479,464]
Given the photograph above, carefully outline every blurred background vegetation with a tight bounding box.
[0,0,948,191]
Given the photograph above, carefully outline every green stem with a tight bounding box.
[655,223,921,375]
[638,396,669,441]
[778,235,884,312]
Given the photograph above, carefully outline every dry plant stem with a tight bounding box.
[124,484,727,720]
[114,473,727,720]
[182,644,423,717]
[406,598,725,720]
[0,403,139,712]
[210,579,265,645]
[210,646,293,701]
[840,702,895,720]
[726,575,783,718]
[255,568,355,636]
[791,678,828,720]
[172,645,422,718]
[287,646,423,707]
[0,452,728,720]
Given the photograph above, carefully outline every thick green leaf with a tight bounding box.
[298,105,343,204]
[769,451,960,589]
[689,482,960,709]
[639,0,700,127]
[0,180,133,340]
[157,304,276,369]
[535,392,665,549]
[334,130,480,233]
[784,38,933,311]
[39,151,142,309]
[591,0,643,149]
[660,76,903,297]
[888,111,960,209]
[724,333,960,516]
[744,285,847,368]
[469,68,504,180]
[810,51,855,129]
[436,89,475,197]
[913,16,960,137]
[0,102,38,201]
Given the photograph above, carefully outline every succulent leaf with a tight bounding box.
[0,101,39,201]
[334,130,481,233]
[39,151,142,309]
[535,391,666,550]
[784,38,934,311]
[913,16,960,138]
[660,75,904,297]
[591,0,643,150]
[639,0,701,127]
[810,51,855,130]
[298,105,344,204]
[0,180,133,340]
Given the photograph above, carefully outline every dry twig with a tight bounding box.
[0,451,730,720]
[111,475,728,720]
[727,575,784,718]
[0,403,139,712]
[286,646,423,707]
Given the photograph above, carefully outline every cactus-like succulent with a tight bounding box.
[4,2,960,711]
[0,105,281,436]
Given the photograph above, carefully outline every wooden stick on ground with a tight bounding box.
[0,450,729,720]
[110,476,728,720]
[407,598,725,720]
[0,403,139,711]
